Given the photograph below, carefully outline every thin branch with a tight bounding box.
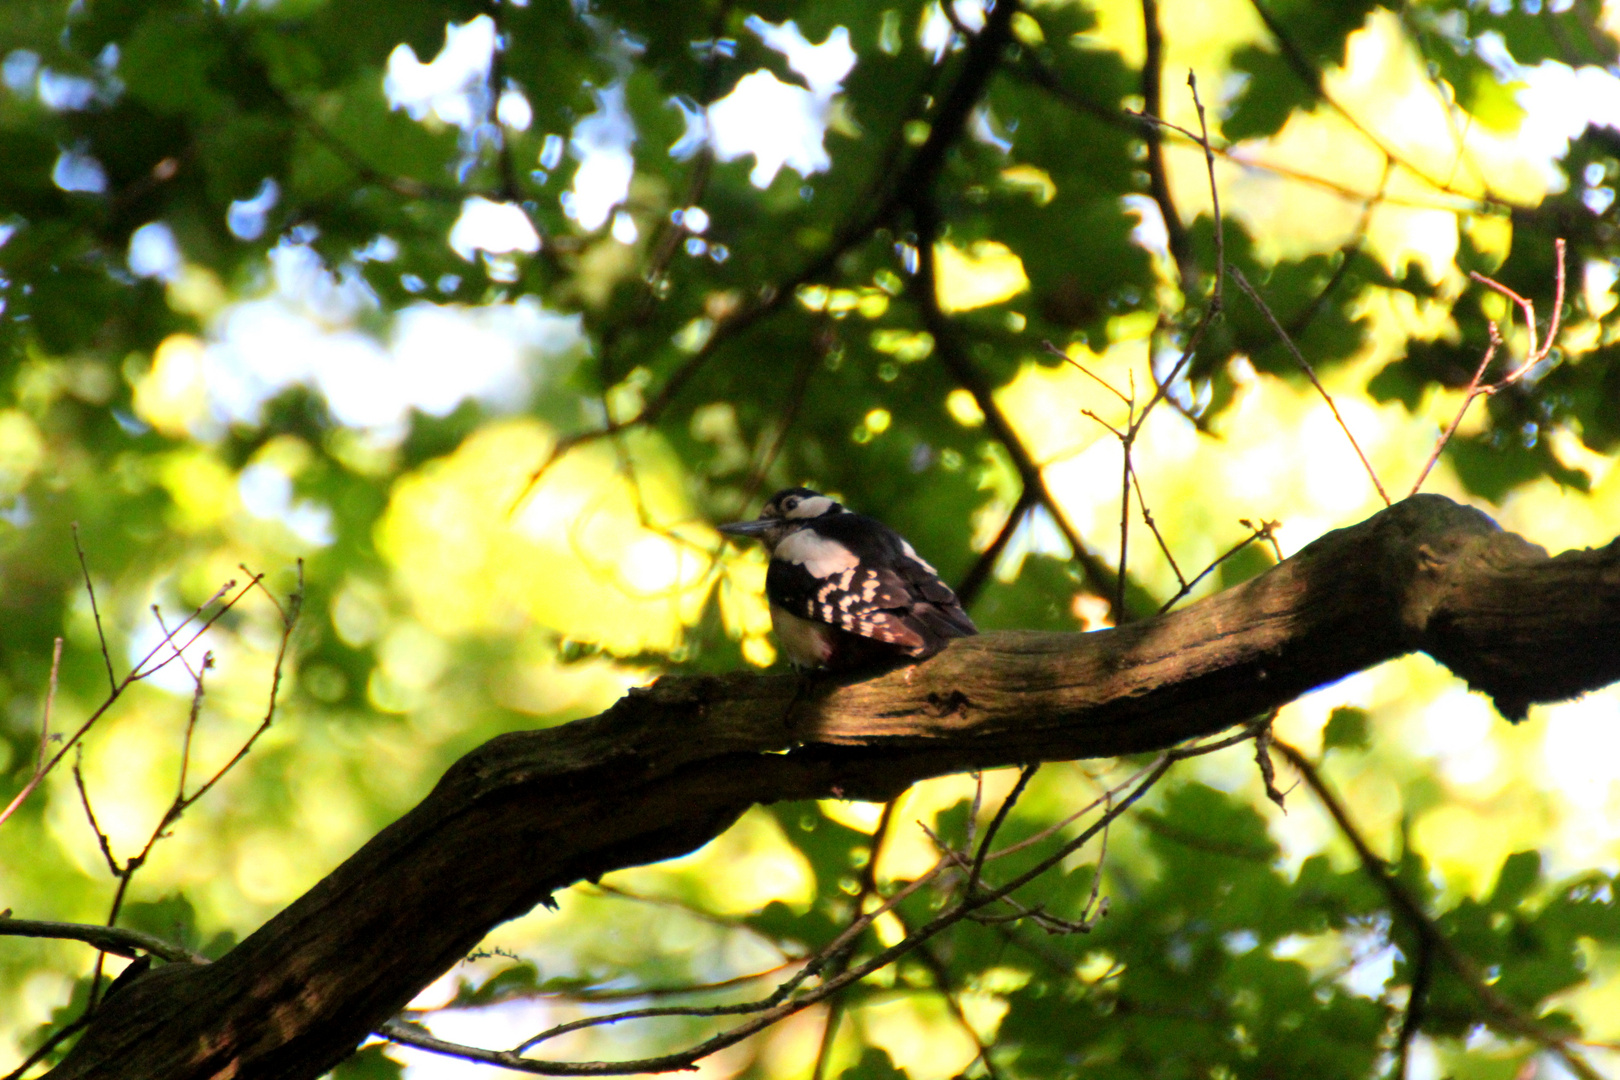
[504,851,955,1057]
[177,563,302,810]
[1157,518,1279,613]
[1229,265,1391,506]
[911,197,1122,614]
[1027,33,1525,225]
[36,637,62,775]
[1409,323,1502,496]
[1187,71,1222,308]
[1139,0,1196,287]
[1393,929,1432,1080]
[1114,395,1135,617]
[72,524,116,694]
[72,753,118,877]
[910,935,1002,1080]
[809,1003,843,1080]
[50,564,298,1018]
[0,916,207,964]
[1411,238,1567,496]
[1246,0,1494,205]
[953,487,1037,610]
[969,765,1038,894]
[404,960,807,1012]
[738,329,822,514]
[1044,340,1132,405]
[1132,469,1185,589]
[1250,711,1287,810]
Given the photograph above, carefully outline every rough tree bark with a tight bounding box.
[40,494,1620,1079]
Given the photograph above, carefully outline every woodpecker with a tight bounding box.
[719,487,977,670]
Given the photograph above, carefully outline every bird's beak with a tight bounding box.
[718,518,773,538]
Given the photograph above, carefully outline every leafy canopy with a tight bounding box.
[2,0,1620,1077]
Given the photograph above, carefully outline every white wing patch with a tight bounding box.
[776,529,860,578]
[899,539,938,575]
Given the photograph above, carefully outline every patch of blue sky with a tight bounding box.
[238,461,335,548]
[670,17,855,189]
[128,221,183,281]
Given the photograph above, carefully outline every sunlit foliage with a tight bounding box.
[2,0,1620,1077]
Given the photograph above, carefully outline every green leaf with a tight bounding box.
[1488,851,1542,911]
[1322,706,1371,753]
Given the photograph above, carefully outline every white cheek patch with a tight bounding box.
[785,495,837,519]
[777,530,860,578]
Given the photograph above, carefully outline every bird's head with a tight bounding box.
[718,487,845,548]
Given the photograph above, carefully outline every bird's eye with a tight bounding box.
[783,497,799,511]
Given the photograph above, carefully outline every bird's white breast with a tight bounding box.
[775,528,860,578]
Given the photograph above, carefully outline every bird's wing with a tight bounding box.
[770,516,977,656]
[766,556,933,653]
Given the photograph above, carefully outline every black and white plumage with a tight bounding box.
[719,488,977,670]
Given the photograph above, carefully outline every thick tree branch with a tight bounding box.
[45,495,1620,1080]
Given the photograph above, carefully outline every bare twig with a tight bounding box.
[1411,240,1567,496]
[1132,468,1185,590]
[1187,71,1223,308]
[968,765,1038,894]
[385,726,1291,1076]
[179,563,302,809]
[953,487,1037,609]
[0,571,246,830]
[1250,711,1287,810]
[72,524,116,694]
[1409,324,1502,496]
[383,754,1180,1075]
[0,916,207,964]
[37,638,63,775]
[1229,266,1390,506]
[72,753,118,877]
[1157,518,1279,613]
[1044,340,1132,406]
[404,960,807,1012]
[505,851,956,1056]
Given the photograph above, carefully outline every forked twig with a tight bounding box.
[1157,518,1279,614]
[1410,239,1567,496]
